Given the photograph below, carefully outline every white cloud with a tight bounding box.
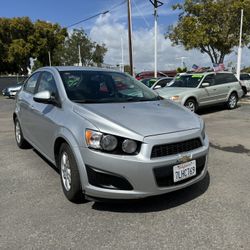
[90,14,249,72]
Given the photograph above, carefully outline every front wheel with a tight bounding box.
[14,118,30,149]
[59,143,84,202]
[184,98,197,112]
[227,93,238,109]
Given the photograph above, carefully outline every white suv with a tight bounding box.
[156,72,243,112]
[239,73,250,96]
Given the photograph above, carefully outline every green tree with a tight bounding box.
[0,17,34,74]
[0,17,67,74]
[56,29,107,66]
[167,0,250,64]
[31,20,67,67]
[176,67,187,73]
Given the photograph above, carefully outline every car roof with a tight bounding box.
[182,71,233,76]
[39,66,119,73]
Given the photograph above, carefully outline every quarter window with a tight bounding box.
[24,73,40,94]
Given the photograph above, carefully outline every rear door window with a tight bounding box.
[215,73,238,85]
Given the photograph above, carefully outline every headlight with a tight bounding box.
[85,129,140,154]
[170,95,180,101]
[85,130,102,149]
[100,134,118,151]
[122,139,137,154]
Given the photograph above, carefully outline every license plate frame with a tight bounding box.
[173,160,196,183]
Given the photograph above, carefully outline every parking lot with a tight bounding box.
[0,96,250,250]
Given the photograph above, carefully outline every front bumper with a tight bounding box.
[2,90,16,97]
[79,129,209,199]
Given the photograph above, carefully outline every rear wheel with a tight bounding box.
[58,143,84,202]
[227,92,238,109]
[184,98,197,113]
[14,118,30,149]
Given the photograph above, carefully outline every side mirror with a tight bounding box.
[202,82,210,88]
[153,85,162,90]
[33,91,60,107]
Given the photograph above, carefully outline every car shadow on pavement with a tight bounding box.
[91,172,210,213]
[210,142,250,156]
[197,104,228,115]
[33,148,59,174]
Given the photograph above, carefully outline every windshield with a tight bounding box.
[60,71,159,103]
[170,74,204,88]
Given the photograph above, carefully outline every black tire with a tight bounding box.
[58,143,84,202]
[184,98,197,113]
[14,118,30,149]
[227,92,238,109]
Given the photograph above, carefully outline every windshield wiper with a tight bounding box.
[124,97,159,102]
[72,99,100,103]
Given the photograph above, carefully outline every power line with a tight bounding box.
[132,0,150,28]
[66,0,126,28]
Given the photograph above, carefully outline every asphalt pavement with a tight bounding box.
[0,96,249,250]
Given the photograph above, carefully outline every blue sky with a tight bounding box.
[0,0,180,31]
[1,0,248,71]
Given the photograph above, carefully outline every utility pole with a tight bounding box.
[236,9,243,80]
[127,0,133,76]
[150,0,163,78]
[78,45,82,66]
[121,37,124,72]
[48,51,51,66]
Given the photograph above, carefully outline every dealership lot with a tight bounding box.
[0,96,249,249]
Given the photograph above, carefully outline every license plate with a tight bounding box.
[173,160,196,183]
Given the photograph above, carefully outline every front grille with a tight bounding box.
[151,138,202,158]
[153,156,206,187]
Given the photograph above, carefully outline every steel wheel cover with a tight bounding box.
[61,152,71,191]
[185,101,195,112]
[15,121,21,144]
[229,95,237,108]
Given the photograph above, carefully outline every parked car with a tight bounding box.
[141,77,174,89]
[136,70,177,80]
[238,73,250,96]
[2,82,23,97]
[14,66,209,202]
[156,72,243,112]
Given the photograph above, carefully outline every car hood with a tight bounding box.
[73,100,201,139]
[156,87,194,98]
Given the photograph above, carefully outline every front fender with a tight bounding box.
[55,127,89,191]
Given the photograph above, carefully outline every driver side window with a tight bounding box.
[37,72,58,95]
[203,74,215,86]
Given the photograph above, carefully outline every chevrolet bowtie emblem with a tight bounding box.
[178,155,192,163]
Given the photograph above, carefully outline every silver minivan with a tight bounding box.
[156,72,243,112]
[14,67,209,202]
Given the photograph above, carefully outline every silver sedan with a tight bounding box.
[14,66,209,202]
